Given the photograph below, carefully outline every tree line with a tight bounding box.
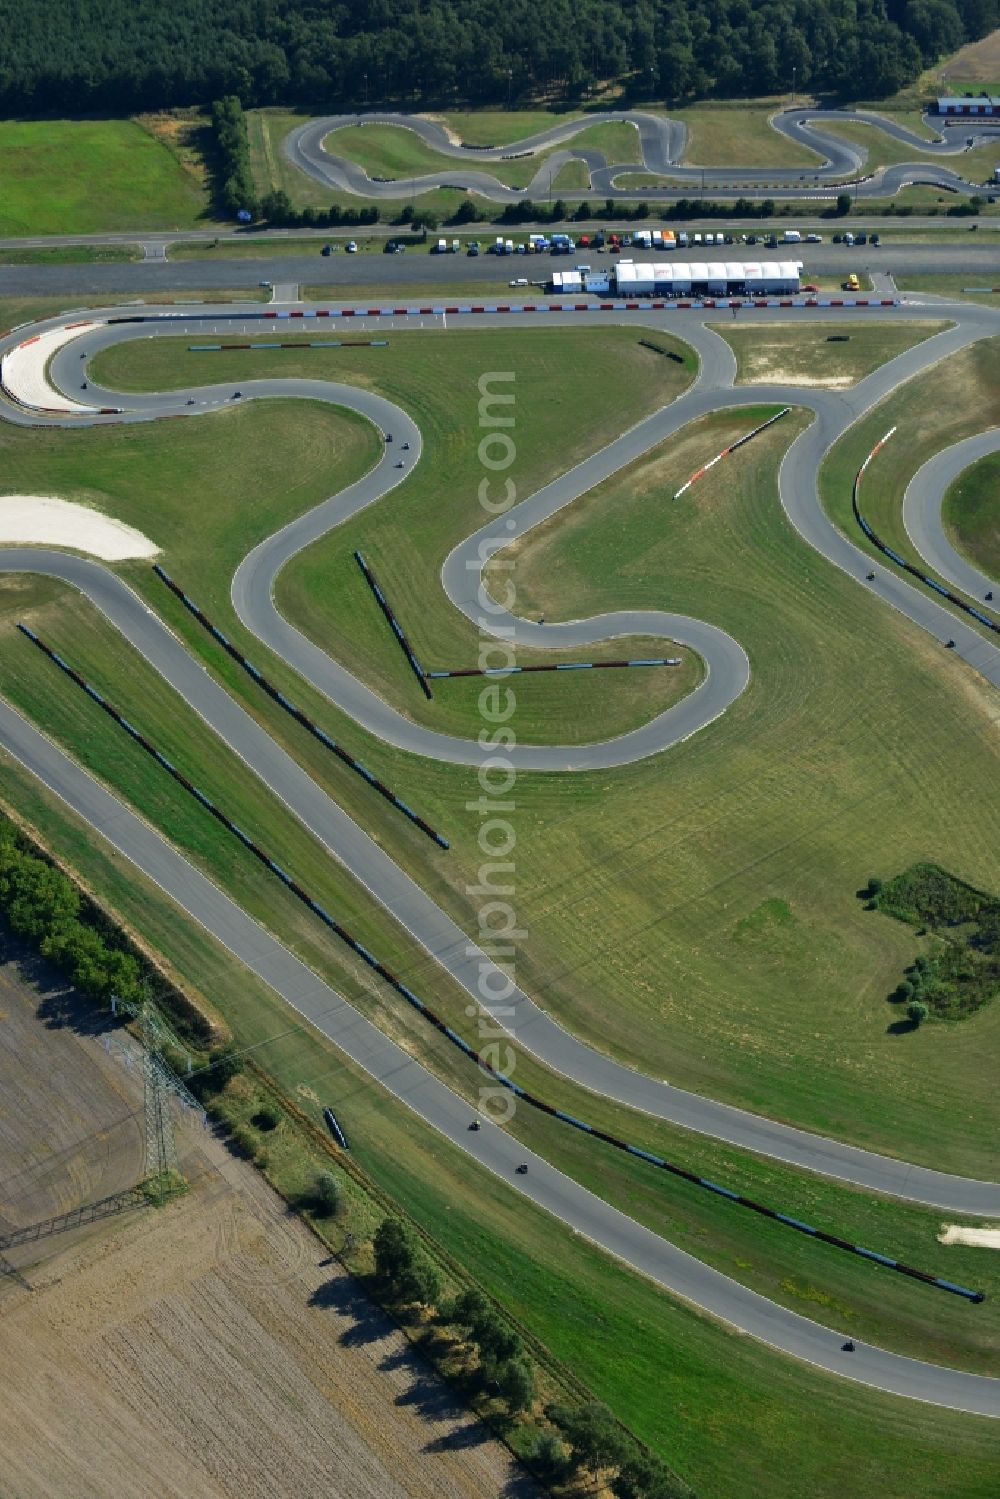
[0,0,995,115]
[0,814,212,1042]
[371,1217,692,1497]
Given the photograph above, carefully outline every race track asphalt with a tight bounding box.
[903,430,1000,600]
[0,298,998,1413]
[286,106,1000,203]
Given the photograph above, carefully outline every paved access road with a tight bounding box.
[0,299,998,1414]
[287,107,1000,203]
[4,241,1000,303]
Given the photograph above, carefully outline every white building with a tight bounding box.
[607,259,802,297]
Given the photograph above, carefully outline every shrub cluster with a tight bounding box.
[542,1400,691,1497]
[865,865,1000,1020]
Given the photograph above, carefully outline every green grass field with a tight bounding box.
[0,245,141,265]
[0,118,209,236]
[85,322,1000,1180]
[942,450,1000,581]
[899,273,1000,305]
[676,106,823,167]
[719,319,947,384]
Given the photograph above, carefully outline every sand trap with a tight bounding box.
[1,321,102,414]
[0,496,158,560]
[741,367,855,388]
[938,1224,1000,1249]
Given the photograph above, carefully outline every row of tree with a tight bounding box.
[0,0,995,113]
[212,95,256,218]
[0,817,210,1042]
[370,1217,689,1496]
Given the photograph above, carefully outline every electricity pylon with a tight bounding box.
[112,990,202,1202]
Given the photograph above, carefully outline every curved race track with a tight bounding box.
[287,106,1000,202]
[0,299,999,1414]
[904,430,1000,600]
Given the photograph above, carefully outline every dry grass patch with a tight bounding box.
[719,320,949,386]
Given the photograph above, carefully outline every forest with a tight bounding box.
[0,0,995,113]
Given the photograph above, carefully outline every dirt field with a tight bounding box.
[0,931,144,1249]
[0,938,535,1499]
[935,28,1000,83]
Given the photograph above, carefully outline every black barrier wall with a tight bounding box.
[354,550,432,700]
[853,444,1000,638]
[152,566,447,848]
[18,623,986,1307]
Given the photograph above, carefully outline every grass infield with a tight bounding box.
[941,450,1000,581]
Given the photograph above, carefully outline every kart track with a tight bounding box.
[287,107,1000,202]
[0,297,998,1416]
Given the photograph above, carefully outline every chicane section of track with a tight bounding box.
[286,107,996,203]
[903,430,1000,601]
[1,303,999,1411]
[3,302,1000,1216]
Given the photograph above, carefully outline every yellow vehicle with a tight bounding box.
[843,273,860,291]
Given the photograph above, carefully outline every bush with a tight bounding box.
[498,1355,535,1413]
[228,1122,258,1159]
[251,1105,280,1132]
[907,999,930,1026]
[311,1170,341,1217]
[528,1427,568,1481]
[189,1041,244,1100]
[372,1217,441,1310]
[448,198,480,224]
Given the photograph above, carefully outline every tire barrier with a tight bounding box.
[18,621,985,1304]
[425,658,681,679]
[854,431,1000,637]
[354,549,432,699]
[187,340,389,351]
[638,339,686,364]
[100,302,900,333]
[151,566,447,848]
[673,407,792,500]
[323,1106,349,1149]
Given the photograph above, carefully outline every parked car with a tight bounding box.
[320,244,332,256]
[806,232,822,242]
[345,240,358,253]
[509,277,528,287]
